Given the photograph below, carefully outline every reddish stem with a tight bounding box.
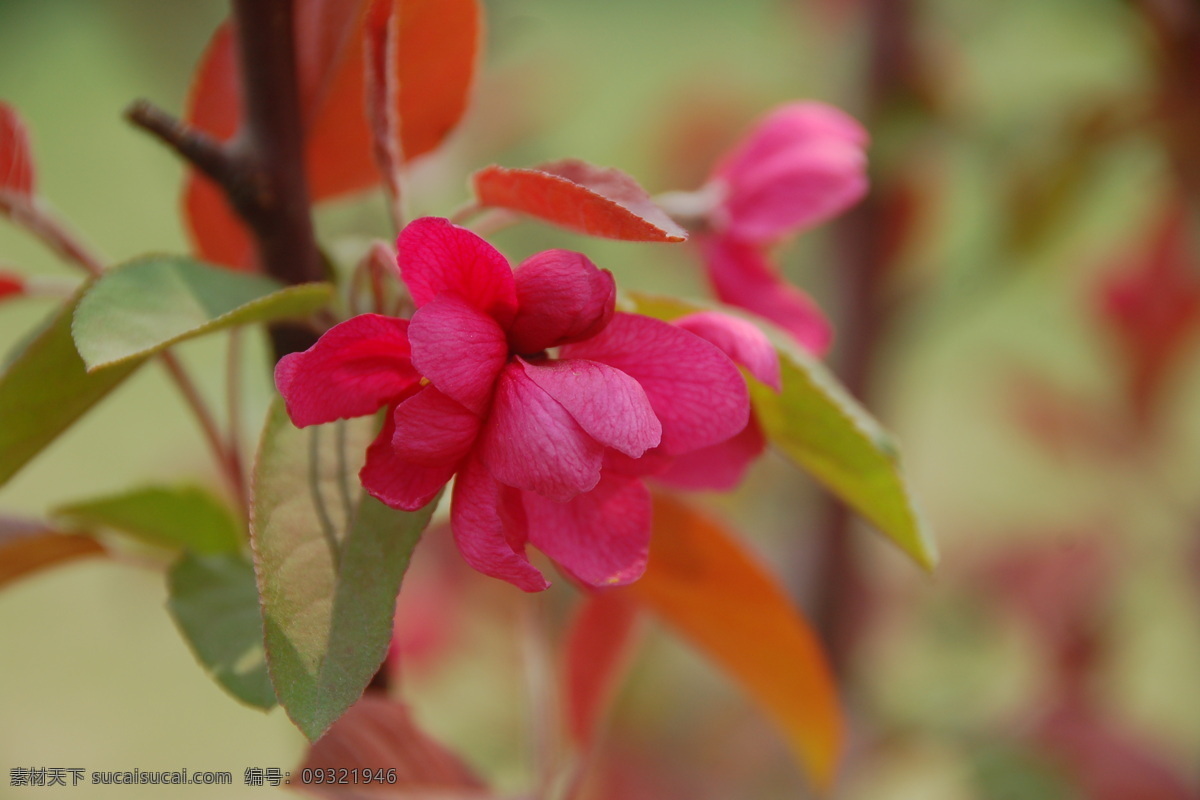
[0,191,104,277]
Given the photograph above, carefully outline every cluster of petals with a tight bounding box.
[695,102,869,355]
[276,217,770,591]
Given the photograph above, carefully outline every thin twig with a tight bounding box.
[469,209,521,237]
[161,350,247,511]
[521,596,557,800]
[447,200,482,225]
[124,100,247,194]
[0,190,104,276]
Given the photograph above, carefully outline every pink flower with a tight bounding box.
[650,310,781,492]
[275,217,750,591]
[680,102,868,356]
[708,102,868,245]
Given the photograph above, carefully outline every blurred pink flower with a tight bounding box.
[709,102,868,245]
[1098,201,1200,425]
[690,102,869,356]
[276,217,750,591]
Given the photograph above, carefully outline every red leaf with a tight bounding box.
[182,23,256,270]
[298,696,491,799]
[0,515,106,588]
[621,495,842,791]
[473,160,688,242]
[302,3,378,201]
[392,0,480,161]
[0,102,35,197]
[563,591,641,747]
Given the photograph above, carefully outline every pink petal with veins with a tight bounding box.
[521,358,661,458]
[408,293,508,414]
[360,413,455,511]
[451,455,549,592]
[390,386,481,467]
[508,250,615,353]
[562,313,748,455]
[479,363,605,501]
[396,217,518,326]
[275,314,420,427]
[655,416,767,491]
[524,474,651,587]
[673,310,781,390]
[701,235,832,356]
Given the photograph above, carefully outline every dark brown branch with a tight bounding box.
[124,100,242,191]
[231,0,325,292]
[126,0,325,360]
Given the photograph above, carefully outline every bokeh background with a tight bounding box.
[1,0,1198,797]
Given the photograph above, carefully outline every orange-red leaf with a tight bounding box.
[472,160,687,242]
[298,696,491,799]
[392,0,480,161]
[0,102,35,197]
[563,591,641,747]
[622,495,842,791]
[0,515,105,588]
[183,23,255,270]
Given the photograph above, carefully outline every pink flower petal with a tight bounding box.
[508,250,615,353]
[521,358,661,458]
[654,416,767,491]
[408,293,508,414]
[718,141,867,243]
[450,454,549,592]
[714,102,868,186]
[479,362,605,501]
[524,474,651,587]
[673,310,781,390]
[700,235,833,356]
[391,386,481,467]
[360,413,455,511]
[275,314,420,427]
[396,217,518,326]
[562,313,749,456]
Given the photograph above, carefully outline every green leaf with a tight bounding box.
[0,295,147,488]
[167,551,276,710]
[628,293,937,571]
[251,400,440,741]
[55,485,241,555]
[72,255,332,370]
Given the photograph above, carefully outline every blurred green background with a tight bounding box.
[1,0,1198,798]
